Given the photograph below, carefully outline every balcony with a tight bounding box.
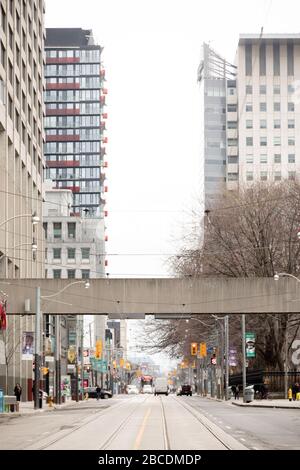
[46,57,80,64]
[46,134,80,142]
[46,108,80,116]
[46,160,80,168]
[46,83,80,90]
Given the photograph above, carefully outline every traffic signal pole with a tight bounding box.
[34,287,41,410]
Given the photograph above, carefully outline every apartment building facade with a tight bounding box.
[0,0,45,399]
[44,28,107,218]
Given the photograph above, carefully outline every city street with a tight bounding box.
[1,395,299,450]
[0,395,245,450]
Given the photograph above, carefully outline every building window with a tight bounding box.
[246,85,252,94]
[260,171,268,181]
[43,222,48,239]
[273,42,280,75]
[246,103,253,112]
[245,44,252,76]
[260,84,266,94]
[260,154,267,164]
[274,154,281,163]
[288,119,295,129]
[227,173,238,181]
[288,102,295,112]
[68,269,76,279]
[53,248,61,260]
[274,172,281,181]
[0,41,5,68]
[259,43,266,76]
[228,138,238,147]
[227,121,237,129]
[288,84,295,94]
[246,120,253,129]
[274,102,280,112]
[81,269,90,279]
[288,154,295,163]
[68,222,76,238]
[8,94,13,119]
[53,222,62,239]
[260,136,267,146]
[246,155,253,164]
[288,137,295,146]
[246,137,253,146]
[273,84,280,94]
[274,136,281,146]
[68,248,76,260]
[53,269,61,279]
[287,43,294,76]
[227,104,237,112]
[260,102,267,112]
[81,248,90,260]
[288,171,296,180]
[260,119,267,129]
[274,119,281,129]
[246,171,253,181]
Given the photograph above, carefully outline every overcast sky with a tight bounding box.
[46,0,300,279]
[46,0,299,370]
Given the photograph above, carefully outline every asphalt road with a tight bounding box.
[0,395,298,450]
[185,396,300,450]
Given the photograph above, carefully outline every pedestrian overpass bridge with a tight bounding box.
[2,277,300,317]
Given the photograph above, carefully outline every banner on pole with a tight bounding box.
[22,332,34,360]
[245,332,256,358]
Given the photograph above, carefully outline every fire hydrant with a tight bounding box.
[48,396,54,407]
[288,387,293,402]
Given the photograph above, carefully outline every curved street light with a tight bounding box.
[274,272,300,283]
[34,280,90,409]
[0,211,40,229]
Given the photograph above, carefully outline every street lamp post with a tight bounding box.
[37,280,90,407]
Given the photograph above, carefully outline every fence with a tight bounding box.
[229,369,300,395]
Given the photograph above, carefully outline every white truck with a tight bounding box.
[154,377,169,396]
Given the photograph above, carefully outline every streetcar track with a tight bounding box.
[26,398,136,450]
[171,396,232,450]
[159,396,171,450]
[98,396,150,450]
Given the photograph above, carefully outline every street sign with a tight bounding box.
[245,332,256,358]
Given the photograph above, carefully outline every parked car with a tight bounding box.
[127,385,139,395]
[177,384,192,396]
[143,384,153,394]
[83,387,112,399]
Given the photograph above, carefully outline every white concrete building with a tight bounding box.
[234,34,300,188]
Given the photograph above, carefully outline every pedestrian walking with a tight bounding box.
[14,383,22,402]
[292,382,299,401]
[234,385,240,400]
[96,385,101,400]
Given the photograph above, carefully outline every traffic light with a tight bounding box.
[199,342,207,358]
[211,354,217,365]
[191,342,197,356]
[95,340,102,359]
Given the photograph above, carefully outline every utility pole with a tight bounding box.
[80,317,84,398]
[55,315,61,404]
[225,315,229,400]
[242,314,247,403]
[34,287,41,410]
[284,325,288,399]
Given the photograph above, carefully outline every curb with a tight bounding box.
[231,402,300,410]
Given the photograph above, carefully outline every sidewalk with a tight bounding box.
[0,398,79,419]
[231,398,300,409]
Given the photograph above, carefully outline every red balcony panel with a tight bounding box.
[46,160,80,168]
[104,211,108,217]
[100,147,106,156]
[102,88,108,95]
[105,260,108,266]
[103,161,108,168]
[46,57,80,64]
[64,186,80,193]
[102,113,108,119]
[46,108,80,116]
[46,83,80,90]
[100,96,106,105]
[102,137,108,144]
[100,70,106,77]
[105,235,108,242]
[46,134,80,142]
[104,186,108,192]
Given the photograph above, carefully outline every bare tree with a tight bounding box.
[0,317,22,394]
[169,181,300,370]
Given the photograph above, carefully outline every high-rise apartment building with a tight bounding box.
[0,0,45,279]
[0,0,45,399]
[197,43,236,209]
[44,28,107,217]
[236,34,300,187]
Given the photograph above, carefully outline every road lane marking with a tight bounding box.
[133,408,151,450]
[240,438,246,442]
[225,426,231,430]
